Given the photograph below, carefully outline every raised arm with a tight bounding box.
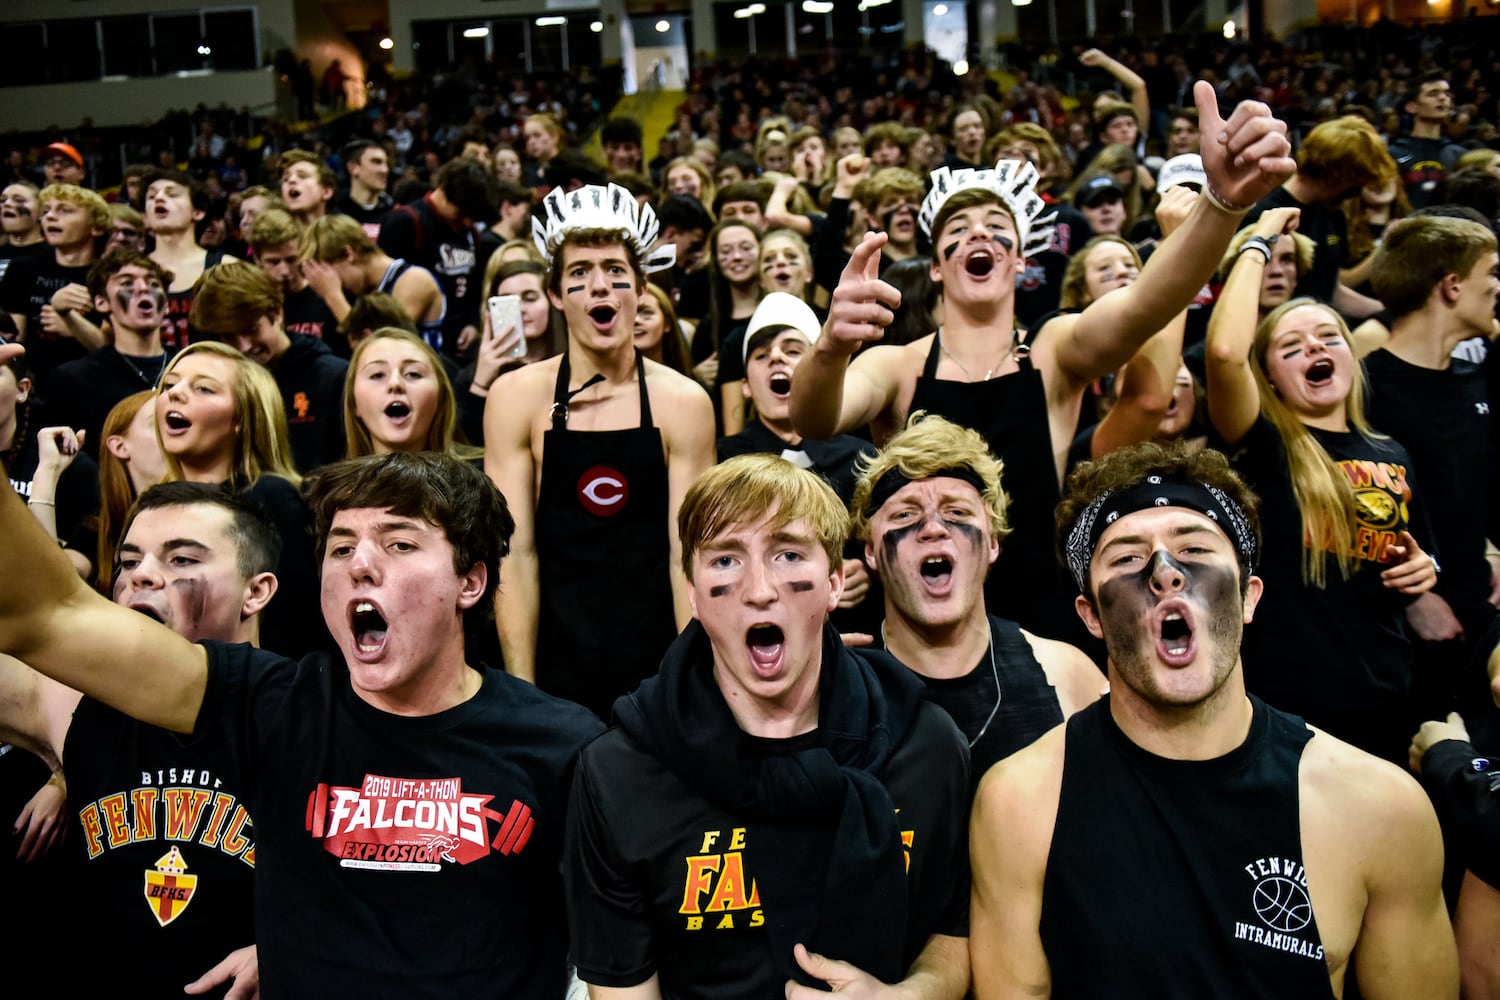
[1050,82,1294,387]
[790,231,904,438]
[483,369,542,682]
[1079,48,1150,134]
[1205,207,1300,445]
[0,419,207,733]
[1090,187,1196,458]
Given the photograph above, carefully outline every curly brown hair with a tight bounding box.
[1056,441,1261,599]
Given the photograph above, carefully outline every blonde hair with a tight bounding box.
[157,342,302,490]
[850,413,1009,543]
[1251,298,1375,586]
[39,183,110,232]
[678,454,848,580]
[660,156,717,215]
[1060,235,1142,309]
[299,212,376,263]
[343,328,480,461]
[248,207,301,255]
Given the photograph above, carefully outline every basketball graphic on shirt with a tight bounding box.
[1252,876,1312,932]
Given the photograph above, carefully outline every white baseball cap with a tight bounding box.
[743,293,821,365]
[1157,153,1206,193]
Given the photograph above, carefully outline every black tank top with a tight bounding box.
[1040,696,1335,999]
[886,615,1063,787]
[162,247,227,349]
[907,328,1069,640]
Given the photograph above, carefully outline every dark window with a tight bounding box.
[46,18,102,84]
[0,24,47,88]
[204,10,258,71]
[102,16,154,78]
[151,12,205,75]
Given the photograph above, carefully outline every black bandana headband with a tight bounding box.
[865,466,990,517]
[1063,473,1257,592]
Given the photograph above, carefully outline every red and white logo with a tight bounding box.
[578,466,628,517]
[305,774,535,872]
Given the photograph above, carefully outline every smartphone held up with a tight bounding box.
[488,294,527,361]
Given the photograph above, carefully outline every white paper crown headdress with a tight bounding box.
[533,183,677,273]
[918,160,1056,258]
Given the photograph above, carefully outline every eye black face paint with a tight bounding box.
[787,580,815,593]
[993,233,1014,251]
[611,282,632,290]
[942,240,961,262]
[566,285,585,295]
[171,577,208,634]
[709,584,731,598]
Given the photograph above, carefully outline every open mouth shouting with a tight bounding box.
[352,600,390,656]
[384,400,412,422]
[964,247,997,278]
[162,409,193,435]
[1305,357,1335,387]
[746,623,786,677]
[765,267,797,290]
[919,554,955,594]
[588,304,618,331]
[1154,602,1197,666]
[767,372,792,398]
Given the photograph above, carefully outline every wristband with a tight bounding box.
[1239,235,1275,263]
[1204,181,1253,215]
[28,498,55,507]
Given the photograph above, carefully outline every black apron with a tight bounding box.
[907,330,1070,640]
[535,351,677,720]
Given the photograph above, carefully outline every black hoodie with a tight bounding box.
[271,333,348,473]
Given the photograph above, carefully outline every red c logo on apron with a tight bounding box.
[578,466,629,516]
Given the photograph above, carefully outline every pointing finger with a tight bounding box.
[841,230,889,284]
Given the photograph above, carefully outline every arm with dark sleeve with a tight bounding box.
[563,746,659,989]
[813,198,854,297]
[1421,740,1500,891]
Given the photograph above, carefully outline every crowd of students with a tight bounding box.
[0,26,1499,999]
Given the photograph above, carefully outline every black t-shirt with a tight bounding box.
[1364,349,1495,632]
[59,695,255,998]
[566,704,969,998]
[1244,188,1344,305]
[0,254,98,387]
[270,334,348,473]
[282,285,343,355]
[331,190,395,241]
[192,641,604,999]
[1221,417,1431,759]
[1387,133,1467,210]
[48,346,175,459]
[0,240,51,289]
